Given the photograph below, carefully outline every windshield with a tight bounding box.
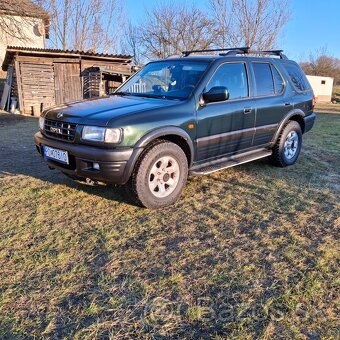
[117,60,209,99]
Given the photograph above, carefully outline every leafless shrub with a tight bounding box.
[300,48,340,85]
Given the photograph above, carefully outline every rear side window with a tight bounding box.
[271,66,284,93]
[283,62,310,91]
[206,62,248,100]
[252,63,275,96]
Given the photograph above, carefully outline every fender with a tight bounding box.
[135,126,194,163]
[121,126,195,184]
[271,109,305,145]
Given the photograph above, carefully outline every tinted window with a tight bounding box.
[271,65,284,93]
[252,63,275,96]
[283,62,311,91]
[206,63,248,99]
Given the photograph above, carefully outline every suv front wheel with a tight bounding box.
[270,120,302,167]
[129,141,188,209]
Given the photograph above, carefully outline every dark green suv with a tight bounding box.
[35,47,316,209]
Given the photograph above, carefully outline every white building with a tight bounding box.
[0,1,49,98]
[306,75,334,103]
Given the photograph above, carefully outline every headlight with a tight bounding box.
[39,116,45,130]
[82,126,122,143]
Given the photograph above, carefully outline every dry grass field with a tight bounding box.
[0,111,339,339]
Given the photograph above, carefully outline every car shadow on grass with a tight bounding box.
[0,113,135,205]
[0,112,323,208]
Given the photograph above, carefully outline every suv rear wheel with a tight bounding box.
[129,141,188,209]
[270,120,302,167]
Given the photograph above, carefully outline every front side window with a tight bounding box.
[118,61,209,100]
[205,63,249,100]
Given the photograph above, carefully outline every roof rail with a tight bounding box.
[182,47,250,57]
[181,47,288,59]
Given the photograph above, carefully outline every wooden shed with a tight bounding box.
[1,46,132,115]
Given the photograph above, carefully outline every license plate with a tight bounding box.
[43,145,69,164]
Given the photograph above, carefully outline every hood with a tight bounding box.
[44,95,179,126]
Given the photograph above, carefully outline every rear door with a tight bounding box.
[281,61,314,114]
[196,62,255,161]
[251,62,292,147]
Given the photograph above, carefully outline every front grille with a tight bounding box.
[44,119,77,142]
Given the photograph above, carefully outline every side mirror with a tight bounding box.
[202,86,229,104]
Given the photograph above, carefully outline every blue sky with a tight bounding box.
[125,0,340,61]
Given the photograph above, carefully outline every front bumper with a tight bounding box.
[304,112,316,133]
[34,132,139,184]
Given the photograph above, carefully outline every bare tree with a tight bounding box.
[300,49,340,85]
[209,0,234,48]
[41,0,124,53]
[0,0,49,41]
[121,21,143,66]
[138,2,215,60]
[210,0,290,50]
[122,0,290,62]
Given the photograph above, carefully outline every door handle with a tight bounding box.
[244,107,252,114]
[284,102,291,106]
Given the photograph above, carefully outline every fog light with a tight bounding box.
[93,162,100,170]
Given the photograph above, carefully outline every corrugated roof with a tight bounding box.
[6,46,132,59]
[2,46,132,71]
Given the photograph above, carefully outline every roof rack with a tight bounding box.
[181,47,288,59]
[182,47,250,57]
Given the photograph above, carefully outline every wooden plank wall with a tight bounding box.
[13,55,132,114]
[54,63,82,104]
[19,62,55,115]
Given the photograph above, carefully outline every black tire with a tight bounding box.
[270,120,302,167]
[127,141,188,209]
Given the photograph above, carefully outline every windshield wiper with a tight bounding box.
[111,92,159,98]
[129,93,173,99]
[137,93,164,99]
[112,91,129,96]
[112,92,180,100]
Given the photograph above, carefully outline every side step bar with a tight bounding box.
[190,149,272,176]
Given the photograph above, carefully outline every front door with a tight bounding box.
[196,62,255,161]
